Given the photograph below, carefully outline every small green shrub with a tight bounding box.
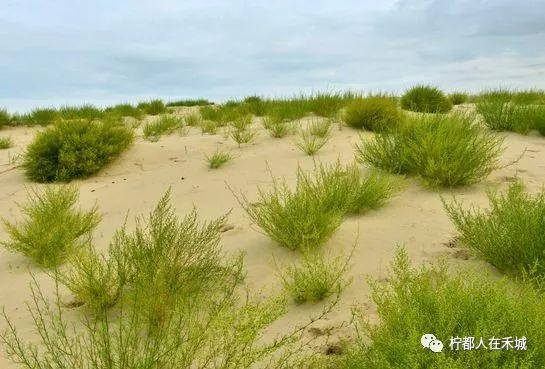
[29,108,59,125]
[449,92,469,105]
[205,150,233,169]
[1,186,100,268]
[105,103,143,120]
[184,113,202,127]
[0,136,12,149]
[344,97,401,131]
[166,98,211,107]
[309,119,333,138]
[233,167,344,251]
[356,113,503,187]
[280,249,353,304]
[0,108,9,128]
[296,131,329,156]
[244,95,268,116]
[58,105,104,121]
[476,98,532,133]
[229,114,256,146]
[528,105,545,135]
[143,115,183,140]
[401,85,452,113]
[24,120,134,182]
[263,116,294,138]
[199,105,222,122]
[199,120,218,135]
[138,99,166,115]
[444,182,545,282]
[330,248,545,369]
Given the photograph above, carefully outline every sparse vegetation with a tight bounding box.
[308,119,333,138]
[449,92,469,105]
[58,104,104,121]
[105,103,144,120]
[23,119,133,182]
[200,119,218,135]
[444,182,545,282]
[143,115,183,140]
[166,98,211,107]
[206,150,233,169]
[0,108,9,129]
[1,186,100,268]
[343,97,401,131]
[138,99,166,115]
[356,113,503,187]
[280,248,353,304]
[229,114,257,147]
[401,85,452,113]
[477,97,545,134]
[263,116,294,138]
[296,130,330,155]
[0,136,12,149]
[328,248,545,369]
[184,113,202,127]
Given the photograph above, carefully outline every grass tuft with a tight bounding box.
[356,113,504,187]
[184,113,202,127]
[296,130,330,156]
[166,98,211,107]
[344,97,401,131]
[1,186,100,268]
[137,99,166,115]
[0,108,9,129]
[143,115,183,141]
[401,85,452,113]
[308,119,333,138]
[449,92,469,105]
[0,136,12,149]
[263,116,294,138]
[229,114,257,147]
[205,150,233,169]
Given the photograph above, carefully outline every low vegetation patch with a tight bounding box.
[356,113,504,187]
[28,108,60,125]
[477,97,545,135]
[401,85,452,113]
[58,104,104,121]
[444,182,545,282]
[229,114,257,147]
[263,116,294,138]
[166,98,211,107]
[308,119,333,138]
[449,92,469,105]
[105,103,144,120]
[184,113,202,127]
[327,248,545,369]
[143,115,183,140]
[137,99,166,115]
[0,136,12,149]
[205,150,233,169]
[296,130,330,155]
[1,186,100,268]
[0,108,9,129]
[23,119,133,182]
[343,97,401,131]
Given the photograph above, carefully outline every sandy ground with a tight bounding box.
[1,106,545,366]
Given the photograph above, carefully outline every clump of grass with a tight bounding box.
[199,105,223,122]
[137,99,166,115]
[280,248,353,304]
[205,150,233,169]
[308,119,333,138]
[244,95,268,116]
[528,105,545,136]
[0,108,9,129]
[444,182,545,282]
[0,136,12,149]
[356,113,504,187]
[233,167,345,251]
[184,113,202,127]
[199,119,218,135]
[477,98,545,135]
[401,85,452,113]
[449,92,469,105]
[143,115,183,141]
[263,116,294,138]
[329,248,545,368]
[229,114,256,147]
[23,119,133,182]
[296,130,330,155]
[105,103,143,120]
[29,108,60,125]
[343,97,401,131]
[1,186,100,268]
[58,104,104,121]
[166,98,211,107]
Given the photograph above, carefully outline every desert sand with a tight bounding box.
[1,105,545,367]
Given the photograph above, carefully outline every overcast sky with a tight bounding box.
[1,0,544,112]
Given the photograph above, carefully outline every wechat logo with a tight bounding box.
[421,334,444,353]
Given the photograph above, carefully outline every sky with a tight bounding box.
[1,0,545,113]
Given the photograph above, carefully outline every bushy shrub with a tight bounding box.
[105,103,144,119]
[344,97,401,131]
[143,115,183,140]
[329,248,545,369]
[356,113,503,187]
[138,99,166,115]
[0,108,11,128]
[23,120,133,182]
[280,249,353,304]
[449,92,468,105]
[58,105,104,121]
[29,108,59,125]
[309,119,333,138]
[1,186,100,268]
[401,85,452,113]
[444,182,545,282]
[0,136,12,149]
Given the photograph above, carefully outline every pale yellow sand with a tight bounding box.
[1,106,545,366]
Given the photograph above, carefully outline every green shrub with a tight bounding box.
[444,182,545,282]
[29,108,59,125]
[1,186,100,268]
[449,92,469,105]
[476,98,531,133]
[296,130,330,156]
[166,98,211,107]
[182,113,200,127]
[528,105,545,135]
[143,115,183,140]
[234,167,345,251]
[58,105,104,121]
[330,248,545,369]
[343,97,401,131]
[0,136,12,149]
[0,108,9,128]
[105,103,144,120]
[356,113,503,187]
[23,120,133,182]
[205,150,233,169]
[401,85,452,113]
[307,92,345,118]
[280,249,353,304]
[228,114,256,146]
[138,99,166,115]
[309,119,333,138]
[244,95,268,116]
[199,105,222,122]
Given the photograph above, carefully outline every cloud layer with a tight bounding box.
[1,0,544,112]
